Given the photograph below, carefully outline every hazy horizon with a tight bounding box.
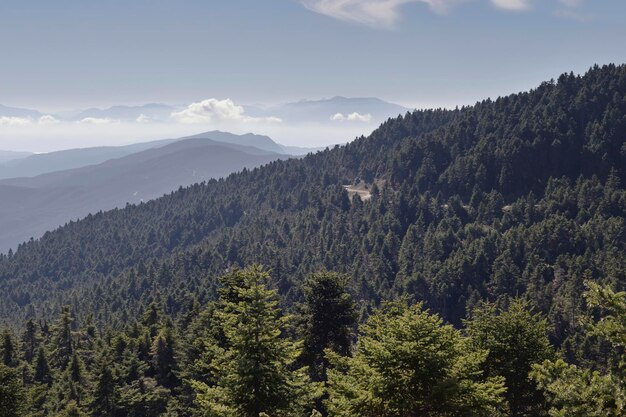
[2,0,625,151]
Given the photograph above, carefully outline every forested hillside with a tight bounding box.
[0,63,625,416]
[1,64,625,340]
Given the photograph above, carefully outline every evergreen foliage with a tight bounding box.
[326,301,507,416]
[0,64,624,415]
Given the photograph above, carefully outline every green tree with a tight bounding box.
[150,325,179,390]
[34,346,52,385]
[21,318,40,363]
[90,362,118,417]
[465,299,554,416]
[531,282,626,416]
[118,376,171,417]
[51,306,74,368]
[1,329,18,367]
[300,272,356,382]
[192,266,316,417]
[57,401,89,417]
[532,359,623,417]
[327,301,506,417]
[0,363,27,417]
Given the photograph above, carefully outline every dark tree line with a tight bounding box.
[1,266,624,416]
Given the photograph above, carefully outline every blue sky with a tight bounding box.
[0,0,624,152]
[1,0,624,111]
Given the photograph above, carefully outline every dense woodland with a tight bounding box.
[1,267,625,416]
[0,63,625,415]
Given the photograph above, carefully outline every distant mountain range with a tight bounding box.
[72,103,176,122]
[0,131,297,251]
[0,150,33,164]
[0,104,43,119]
[245,96,409,124]
[0,131,317,180]
[0,96,409,125]
[0,139,178,179]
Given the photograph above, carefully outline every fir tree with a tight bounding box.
[21,318,40,363]
[300,271,356,382]
[465,299,555,416]
[0,363,27,417]
[34,346,53,385]
[192,266,317,417]
[326,301,506,417]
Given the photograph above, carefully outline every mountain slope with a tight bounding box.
[0,64,624,354]
[182,130,286,154]
[0,138,178,179]
[0,138,288,252]
[0,150,32,164]
[0,131,312,179]
[0,104,43,118]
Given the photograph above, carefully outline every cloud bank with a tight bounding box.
[331,112,373,122]
[0,115,61,126]
[136,114,151,123]
[170,98,282,124]
[301,0,458,28]
[0,116,33,127]
[38,115,61,125]
[490,0,531,11]
[302,0,587,27]
[77,117,120,125]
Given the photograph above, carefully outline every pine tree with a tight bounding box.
[150,324,179,389]
[51,306,74,368]
[465,299,554,416]
[21,318,40,363]
[300,272,356,382]
[327,301,506,417]
[90,361,118,417]
[57,401,89,417]
[1,329,17,367]
[0,363,27,417]
[34,346,52,385]
[192,266,317,417]
[531,282,626,416]
[65,352,86,405]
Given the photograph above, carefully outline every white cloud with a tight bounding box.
[136,114,151,123]
[0,116,33,126]
[490,0,531,11]
[303,0,590,23]
[38,115,60,125]
[301,0,460,28]
[77,117,120,125]
[331,112,373,122]
[171,98,282,124]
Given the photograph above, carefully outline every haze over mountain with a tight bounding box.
[0,139,178,179]
[70,103,177,122]
[0,97,408,151]
[0,130,312,180]
[0,150,32,164]
[1,63,623,323]
[0,131,293,251]
[245,96,409,124]
[0,104,43,119]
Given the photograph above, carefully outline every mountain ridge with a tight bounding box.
[0,65,623,350]
[0,135,292,251]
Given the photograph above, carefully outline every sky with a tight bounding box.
[0,0,625,151]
